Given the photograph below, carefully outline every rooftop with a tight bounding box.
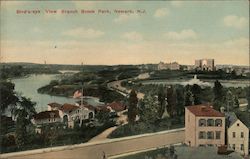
[60,103,79,112]
[186,105,224,117]
[107,101,126,112]
[48,102,62,108]
[33,110,60,120]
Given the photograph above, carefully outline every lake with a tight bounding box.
[12,74,103,113]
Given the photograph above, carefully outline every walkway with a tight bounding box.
[1,128,185,159]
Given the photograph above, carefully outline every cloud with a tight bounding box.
[165,29,198,40]
[154,8,169,18]
[62,28,105,39]
[223,15,248,29]
[122,32,143,41]
[171,1,183,7]
[113,14,139,23]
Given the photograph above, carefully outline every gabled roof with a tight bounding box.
[186,105,224,117]
[225,112,238,127]
[82,104,96,111]
[60,103,79,112]
[48,102,62,108]
[33,110,60,120]
[106,101,126,112]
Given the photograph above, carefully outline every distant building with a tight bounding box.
[185,105,225,147]
[195,59,215,71]
[226,112,249,156]
[158,61,180,70]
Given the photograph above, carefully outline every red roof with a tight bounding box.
[48,102,62,108]
[83,105,96,111]
[96,105,110,112]
[106,101,126,112]
[60,103,79,112]
[186,105,224,117]
[34,110,60,120]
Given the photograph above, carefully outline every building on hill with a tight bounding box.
[195,59,215,71]
[158,61,180,70]
[185,105,225,147]
[226,112,249,156]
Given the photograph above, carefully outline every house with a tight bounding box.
[32,110,61,125]
[185,105,225,147]
[47,102,62,111]
[59,103,95,128]
[226,112,249,156]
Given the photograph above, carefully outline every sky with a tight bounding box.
[0,1,249,65]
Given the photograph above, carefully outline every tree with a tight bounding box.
[167,86,177,117]
[213,80,225,111]
[128,90,138,124]
[0,81,18,113]
[13,97,36,148]
[234,96,239,108]
[139,95,159,122]
[176,86,185,115]
[184,89,194,106]
[226,91,234,112]
[245,87,250,111]
[191,84,202,105]
[157,85,166,118]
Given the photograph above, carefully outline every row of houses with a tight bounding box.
[185,105,249,156]
[32,101,126,132]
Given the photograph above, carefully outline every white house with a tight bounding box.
[59,103,95,128]
[226,112,249,156]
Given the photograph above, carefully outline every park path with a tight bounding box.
[88,126,118,142]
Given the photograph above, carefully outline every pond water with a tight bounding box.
[12,74,103,113]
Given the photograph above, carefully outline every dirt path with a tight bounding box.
[88,126,118,142]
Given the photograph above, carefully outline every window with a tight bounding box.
[215,119,222,127]
[207,119,214,126]
[232,132,236,138]
[241,132,244,138]
[232,144,235,150]
[240,144,244,151]
[207,131,214,139]
[199,131,206,139]
[199,119,206,127]
[237,123,240,126]
[215,131,221,139]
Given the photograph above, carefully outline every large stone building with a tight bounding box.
[185,105,225,147]
[158,61,180,70]
[195,59,215,71]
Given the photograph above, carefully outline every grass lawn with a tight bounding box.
[108,118,184,139]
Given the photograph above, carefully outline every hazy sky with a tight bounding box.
[1,1,249,65]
